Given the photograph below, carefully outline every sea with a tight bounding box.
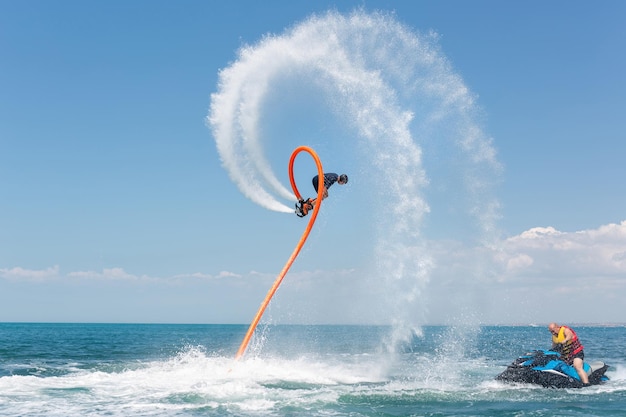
[1,323,625,416]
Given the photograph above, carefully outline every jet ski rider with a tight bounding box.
[548,322,590,386]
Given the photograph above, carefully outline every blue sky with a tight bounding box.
[1,0,625,326]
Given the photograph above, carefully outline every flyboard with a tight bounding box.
[234,146,325,360]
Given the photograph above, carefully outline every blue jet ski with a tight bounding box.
[496,349,609,388]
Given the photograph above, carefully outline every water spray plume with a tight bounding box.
[210,9,501,349]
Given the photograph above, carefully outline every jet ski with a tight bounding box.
[495,349,609,388]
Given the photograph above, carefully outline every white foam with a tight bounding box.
[3,347,622,416]
[0,347,390,416]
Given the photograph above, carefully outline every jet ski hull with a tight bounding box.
[496,349,609,388]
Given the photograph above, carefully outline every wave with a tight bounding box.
[2,344,626,416]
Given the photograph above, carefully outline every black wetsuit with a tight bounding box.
[312,173,339,192]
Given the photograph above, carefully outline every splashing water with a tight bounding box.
[208,10,501,348]
[3,324,625,417]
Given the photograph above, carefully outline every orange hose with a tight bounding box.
[234,146,324,360]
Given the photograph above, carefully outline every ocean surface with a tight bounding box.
[1,323,625,416]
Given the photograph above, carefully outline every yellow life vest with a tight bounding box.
[552,325,584,362]
[552,326,566,344]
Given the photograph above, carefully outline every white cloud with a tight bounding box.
[67,268,149,281]
[421,221,626,324]
[1,266,249,284]
[505,253,534,272]
[2,221,626,325]
[0,265,60,281]
[496,220,626,282]
[170,270,244,281]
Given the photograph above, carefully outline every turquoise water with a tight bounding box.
[1,323,625,416]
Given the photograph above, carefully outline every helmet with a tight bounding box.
[339,174,348,184]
